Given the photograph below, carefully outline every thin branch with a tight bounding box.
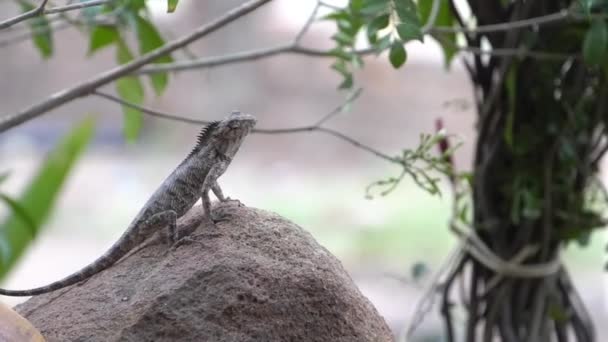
[430,9,570,35]
[421,0,441,34]
[44,0,112,15]
[315,127,397,162]
[293,0,321,45]
[135,44,294,75]
[434,32,575,61]
[0,5,120,48]
[92,91,210,125]
[313,88,362,126]
[319,1,342,11]
[0,0,111,31]
[128,0,573,76]
[460,46,574,60]
[136,42,570,76]
[402,246,466,341]
[93,89,398,163]
[0,20,71,48]
[0,0,49,30]
[0,0,273,133]
[317,3,585,35]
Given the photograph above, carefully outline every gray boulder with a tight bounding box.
[16,203,393,342]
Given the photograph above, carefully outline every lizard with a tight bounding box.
[0,110,256,296]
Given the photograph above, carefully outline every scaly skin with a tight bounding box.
[0,111,256,296]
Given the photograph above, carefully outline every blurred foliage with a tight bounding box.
[18,0,53,58]
[1,0,177,278]
[20,0,175,141]
[365,130,460,198]
[0,118,95,279]
[322,0,608,260]
[167,0,179,13]
[323,0,456,88]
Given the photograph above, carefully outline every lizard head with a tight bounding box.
[186,111,256,161]
[216,111,257,140]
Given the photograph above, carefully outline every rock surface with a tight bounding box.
[16,203,393,342]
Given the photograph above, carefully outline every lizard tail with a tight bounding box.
[0,240,129,296]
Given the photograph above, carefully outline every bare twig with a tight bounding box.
[315,126,397,162]
[431,9,608,35]
[421,0,441,34]
[0,20,71,48]
[136,43,570,75]
[431,9,570,35]
[0,0,50,30]
[459,45,574,61]
[0,4,121,49]
[0,0,111,31]
[313,88,362,126]
[402,245,466,341]
[316,3,595,35]
[319,1,342,11]
[94,88,397,163]
[93,91,210,125]
[44,0,112,15]
[0,0,272,133]
[135,44,294,75]
[294,0,321,45]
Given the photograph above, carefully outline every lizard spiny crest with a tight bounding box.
[186,121,220,159]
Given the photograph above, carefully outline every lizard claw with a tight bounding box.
[210,210,234,224]
[223,197,244,207]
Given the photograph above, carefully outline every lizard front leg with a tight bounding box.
[202,187,230,223]
[212,181,243,207]
[202,160,232,223]
[211,181,226,201]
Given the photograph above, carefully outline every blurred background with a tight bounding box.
[0,0,605,339]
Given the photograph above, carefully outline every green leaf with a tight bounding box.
[339,74,354,89]
[389,41,407,68]
[350,0,364,12]
[88,26,119,55]
[582,19,608,66]
[396,22,423,42]
[167,0,179,12]
[337,19,353,33]
[116,39,144,141]
[116,37,134,64]
[331,60,349,76]
[367,14,389,44]
[81,1,105,23]
[360,0,389,15]
[332,31,356,46]
[411,262,429,280]
[134,14,173,96]
[331,56,356,89]
[0,118,95,278]
[124,0,146,11]
[322,10,350,21]
[19,0,53,58]
[374,34,392,53]
[0,193,37,238]
[329,48,353,60]
[548,302,568,323]
[116,76,144,142]
[394,0,420,21]
[352,54,364,68]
